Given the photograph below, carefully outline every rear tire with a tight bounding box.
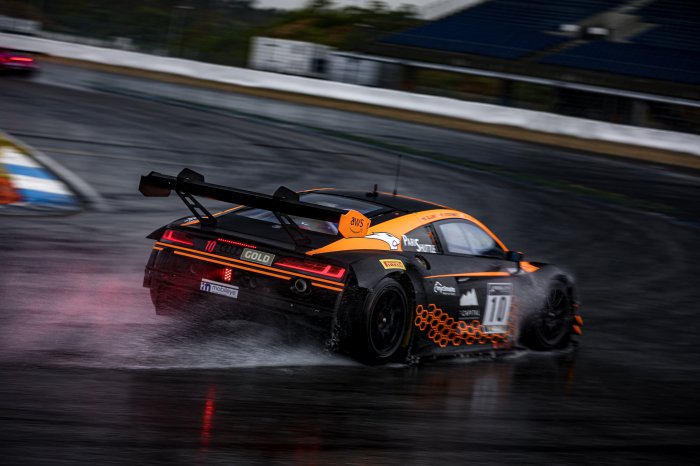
[521,281,574,350]
[350,278,411,365]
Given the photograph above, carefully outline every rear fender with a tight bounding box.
[330,252,424,355]
[342,252,428,321]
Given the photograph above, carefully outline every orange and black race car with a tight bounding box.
[139,169,582,364]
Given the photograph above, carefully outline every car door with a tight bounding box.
[429,219,516,336]
[399,223,458,312]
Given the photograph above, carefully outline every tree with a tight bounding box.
[305,0,333,11]
[368,1,388,13]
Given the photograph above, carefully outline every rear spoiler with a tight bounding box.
[139,168,370,239]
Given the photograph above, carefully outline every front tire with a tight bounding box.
[521,281,574,350]
[350,278,411,365]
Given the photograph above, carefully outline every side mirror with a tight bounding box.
[506,251,524,271]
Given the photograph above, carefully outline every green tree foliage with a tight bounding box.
[0,0,420,64]
[261,2,420,50]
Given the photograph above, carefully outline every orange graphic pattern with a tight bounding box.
[414,304,514,348]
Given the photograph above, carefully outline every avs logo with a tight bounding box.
[365,232,400,250]
[460,289,478,307]
[433,281,457,296]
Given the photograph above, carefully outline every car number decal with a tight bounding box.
[482,283,512,334]
[240,248,275,266]
[200,279,239,299]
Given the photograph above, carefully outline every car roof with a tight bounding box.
[313,189,449,214]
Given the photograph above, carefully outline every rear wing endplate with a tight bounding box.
[139,169,370,238]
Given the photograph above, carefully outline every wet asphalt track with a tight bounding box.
[1,63,699,465]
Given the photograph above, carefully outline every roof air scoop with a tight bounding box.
[177,168,205,183]
[273,186,299,202]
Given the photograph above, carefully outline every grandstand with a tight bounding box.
[370,0,699,133]
[384,0,625,59]
[380,0,698,85]
[539,0,699,84]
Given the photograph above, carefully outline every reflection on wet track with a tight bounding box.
[1,64,699,465]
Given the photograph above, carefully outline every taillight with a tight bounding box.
[162,229,194,246]
[217,238,256,249]
[275,257,346,280]
[222,268,233,282]
[10,56,33,62]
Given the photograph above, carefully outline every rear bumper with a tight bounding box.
[143,247,344,333]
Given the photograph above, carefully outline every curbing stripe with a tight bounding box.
[0,148,41,167]
[3,164,58,180]
[0,130,108,212]
[14,189,77,206]
[0,137,78,208]
[8,174,74,196]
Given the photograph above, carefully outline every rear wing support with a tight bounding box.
[176,189,217,227]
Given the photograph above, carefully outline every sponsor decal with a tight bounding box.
[365,232,400,250]
[482,325,509,334]
[200,279,239,299]
[379,259,406,270]
[458,309,480,319]
[459,289,479,307]
[402,235,437,253]
[433,281,457,296]
[420,212,459,222]
[219,243,237,254]
[482,283,513,333]
[240,248,274,266]
[338,210,370,238]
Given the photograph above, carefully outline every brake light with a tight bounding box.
[217,238,256,249]
[275,257,346,280]
[10,56,33,62]
[162,229,194,246]
[222,268,233,282]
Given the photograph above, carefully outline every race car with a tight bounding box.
[0,48,39,75]
[140,169,582,364]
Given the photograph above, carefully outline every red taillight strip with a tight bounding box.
[156,242,345,287]
[162,229,194,246]
[217,238,256,249]
[275,259,345,280]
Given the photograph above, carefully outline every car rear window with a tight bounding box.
[234,193,383,236]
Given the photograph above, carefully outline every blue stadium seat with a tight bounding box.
[540,42,700,84]
[381,0,625,59]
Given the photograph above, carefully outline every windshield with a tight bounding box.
[234,193,382,236]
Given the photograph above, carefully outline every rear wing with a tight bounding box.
[139,168,370,239]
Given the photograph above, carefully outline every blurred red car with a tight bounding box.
[0,48,39,75]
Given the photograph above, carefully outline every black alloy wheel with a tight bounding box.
[522,282,573,350]
[353,278,410,364]
[369,287,407,358]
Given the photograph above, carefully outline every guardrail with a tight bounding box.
[1,32,698,158]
